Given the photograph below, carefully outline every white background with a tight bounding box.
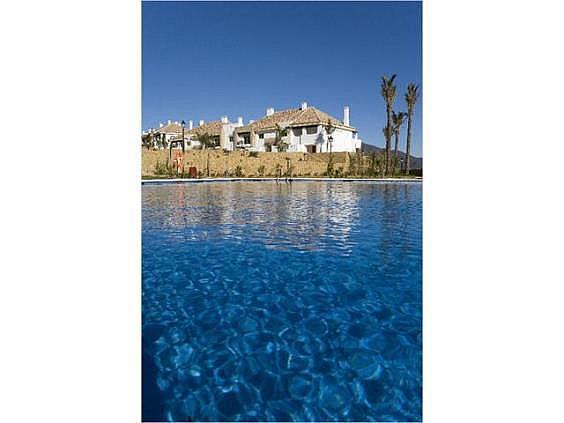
[0,1,563,421]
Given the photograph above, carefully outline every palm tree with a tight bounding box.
[404,83,419,175]
[392,111,407,175]
[274,124,288,152]
[380,74,397,175]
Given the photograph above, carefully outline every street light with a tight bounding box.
[328,135,333,154]
[181,120,186,153]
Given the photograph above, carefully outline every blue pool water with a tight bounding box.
[143,181,422,422]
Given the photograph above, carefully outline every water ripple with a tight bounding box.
[143,181,422,422]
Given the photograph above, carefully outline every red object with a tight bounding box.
[189,166,198,178]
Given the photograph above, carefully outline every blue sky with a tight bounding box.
[143,1,422,156]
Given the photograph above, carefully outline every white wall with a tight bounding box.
[287,126,358,153]
[237,125,360,153]
[329,128,359,152]
[254,139,265,151]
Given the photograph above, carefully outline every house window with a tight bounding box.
[293,128,302,136]
[259,133,264,139]
[305,126,317,135]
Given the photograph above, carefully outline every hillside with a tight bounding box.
[361,143,423,170]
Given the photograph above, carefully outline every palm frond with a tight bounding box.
[405,83,420,111]
[380,75,398,102]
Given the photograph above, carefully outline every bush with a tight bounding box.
[334,167,344,178]
[154,158,173,177]
[257,165,266,176]
[326,154,335,177]
[234,165,243,177]
[249,151,259,158]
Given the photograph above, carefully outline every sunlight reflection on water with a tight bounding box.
[143,181,422,422]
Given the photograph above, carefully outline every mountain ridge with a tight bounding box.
[361,143,423,170]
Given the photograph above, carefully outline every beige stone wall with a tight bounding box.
[141,149,356,178]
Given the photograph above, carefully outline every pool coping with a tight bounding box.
[141,177,423,184]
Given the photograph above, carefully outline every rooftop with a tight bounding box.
[147,105,354,136]
[237,106,355,133]
[154,122,183,134]
[187,120,224,137]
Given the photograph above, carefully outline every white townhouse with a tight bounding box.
[186,116,244,149]
[142,102,362,153]
[233,102,362,153]
[142,120,185,149]
[144,117,244,150]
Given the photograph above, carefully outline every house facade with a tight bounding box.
[143,102,362,153]
[234,103,361,153]
[186,116,244,150]
[142,120,184,149]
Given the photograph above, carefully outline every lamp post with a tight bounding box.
[328,135,333,154]
[181,120,186,154]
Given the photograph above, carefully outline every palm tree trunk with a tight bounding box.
[385,105,392,175]
[405,111,413,175]
[393,131,399,175]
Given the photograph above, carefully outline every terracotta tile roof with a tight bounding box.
[186,120,224,137]
[154,122,183,134]
[236,107,355,133]
[150,106,354,136]
[151,121,223,137]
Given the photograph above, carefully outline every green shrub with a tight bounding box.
[334,167,344,178]
[257,165,266,176]
[274,163,282,177]
[326,154,335,177]
[154,158,174,177]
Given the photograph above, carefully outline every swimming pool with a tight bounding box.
[142,181,422,422]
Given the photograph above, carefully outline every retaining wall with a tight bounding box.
[141,149,360,178]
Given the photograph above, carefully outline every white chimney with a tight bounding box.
[168,119,171,125]
[266,107,274,116]
[237,116,243,125]
[301,101,308,110]
[221,116,228,124]
[199,120,204,126]
[188,120,193,130]
[159,122,163,128]
[343,106,350,126]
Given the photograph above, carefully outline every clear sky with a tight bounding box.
[143,1,422,156]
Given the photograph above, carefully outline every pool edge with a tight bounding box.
[141,177,423,185]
